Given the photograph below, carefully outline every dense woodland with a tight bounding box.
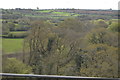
[1,9,120,78]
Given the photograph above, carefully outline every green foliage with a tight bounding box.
[86,28,118,47]
[58,18,85,32]
[108,22,120,32]
[87,28,107,44]
[80,44,118,78]
[24,19,118,78]
[25,20,79,75]
[3,58,32,74]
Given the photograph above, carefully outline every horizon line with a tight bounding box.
[0,8,118,10]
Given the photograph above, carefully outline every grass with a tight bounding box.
[2,38,24,54]
[0,19,2,21]
[10,31,27,34]
[52,12,71,16]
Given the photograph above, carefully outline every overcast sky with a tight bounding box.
[0,0,119,10]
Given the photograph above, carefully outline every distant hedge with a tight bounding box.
[3,32,28,38]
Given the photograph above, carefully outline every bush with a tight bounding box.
[3,58,32,74]
[108,22,120,32]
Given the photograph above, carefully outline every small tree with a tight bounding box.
[80,44,118,78]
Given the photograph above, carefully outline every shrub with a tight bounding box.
[3,58,32,74]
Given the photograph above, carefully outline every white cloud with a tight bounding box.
[0,0,119,9]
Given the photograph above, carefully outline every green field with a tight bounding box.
[10,31,27,35]
[52,12,71,16]
[10,31,26,33]
[2,38,24,54]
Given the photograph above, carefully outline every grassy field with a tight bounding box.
[52,12,71,16]
[10,31,27,34]
[2,38,24,54]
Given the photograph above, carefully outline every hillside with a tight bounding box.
[1,8,119,78]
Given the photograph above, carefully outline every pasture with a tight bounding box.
[2,38,24,54]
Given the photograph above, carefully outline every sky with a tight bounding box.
[0,0,119,10]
